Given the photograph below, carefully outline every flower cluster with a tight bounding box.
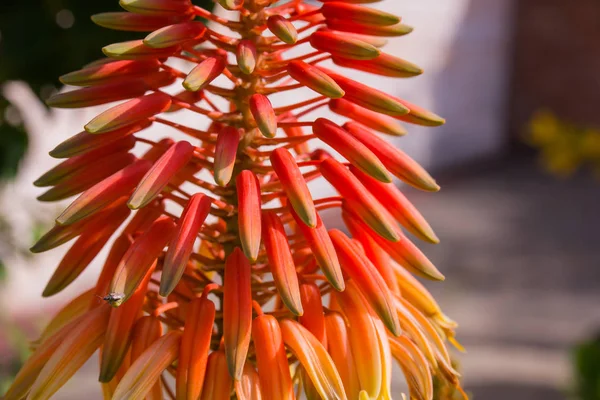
[6,0,466,399]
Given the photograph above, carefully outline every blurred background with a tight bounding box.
[1,0,599,399]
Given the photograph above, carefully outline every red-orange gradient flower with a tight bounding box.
[7,1,466,399]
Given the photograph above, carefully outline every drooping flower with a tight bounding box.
[6,1,467,399]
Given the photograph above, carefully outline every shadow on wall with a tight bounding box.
[430,0,516,170]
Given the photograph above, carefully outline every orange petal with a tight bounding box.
[183,56,226,92]
[123,199,165,236]
[130,316,164,399]
[43,205,130,296]
[342,210,400,295]
[252,314,294,400]
[129,140,195,209]
[393,98,446,127]
[321,3,400,26]
[235,364,263,400]
[223,248,253,380]
[249,94,277,138]
[344,122,439,192]
[103,39,180,60]
[56,160,150,225]
[324,312,361,399]
[373,318,393,400]
[319,158,400,242]
[236,170,262,262]
[329,99,406,136]
[161,193,212,296]
[85,92,172,134]
[144,21,206,48]
[200,350,232,400]
[237,40,257,74]
[270,147,317,227]
[92,12,191,32]
[318,67,409,116]
[313,118,392,183]
[261,212,303,316]
[332,53,422,78]
[112,331,182,400]
[329,229,401,336]
[110,216,176,305]
[389,336,434,400]
[214,127,241,186]
[290,207,344,291]
[267,15,297,44]
[325,19,413,37]
[59,59,160,86]
[177,292,215,400]
[28,304,111,400]
[280,319,347,400]
[335,281,382,398]
[46,80,149,109]
[351,167,439,243]
[310,31,379,60]
[120,0,192,15]
[392,266,442,318]
[50,123,146,159]
[299,283,327,346]
[288,60,344,99]
[100,264,154,382]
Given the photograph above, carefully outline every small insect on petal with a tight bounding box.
[235,364,262,400]
[144,21,206,48]
[183,56,226,92]
[318,67,410,117]
[310,31,380,60]
[267,15,298,44]
[332,53,423,78]
[214,127,241,186]
[299,283,327,346]
[129,141,195,209]
[288,60,345,99]
[46,80,149,109]
[249,94,277,138]
[252,314,294,400]
[344,121,440,192]
[28,304,111,400]
[236,171,261,262]
[313,118,392,183]
[43,205,130,297]
[110,216,177,305]
[324,313,361,399]
[262,212,304,316]
[177,291,215,400]
[280,319,347,400]
[120,0,193,16]
[329,98,406,136]
[85,92,172,134]
[290,207,344,291]
[329,230,401,336]
[92,12,189,32]
[270,147,317,228]
[237,40,257,74]
[103,39,180,60]
[321,3,400,26]
[223,248,253,380]
[161,193,212,296]
[56,159,151,225]
[320,158,401,242]
[49,122,148,159]
[335,281,383,398]
[100,264,155,382]
[351,167,439,243]
[199,351,232,400]
[113,331,182,400]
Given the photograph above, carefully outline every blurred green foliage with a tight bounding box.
[0,0,212,179]
[574,335,600,400]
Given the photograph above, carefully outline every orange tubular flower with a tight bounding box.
[8,1,466,399]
